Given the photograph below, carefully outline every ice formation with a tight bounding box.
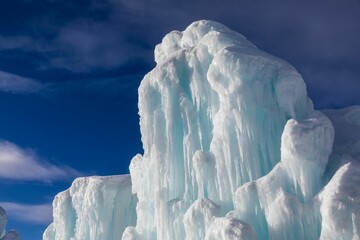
[43,175,137,240]
[44,20,360,240]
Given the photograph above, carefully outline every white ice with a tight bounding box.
[43,175,137,240]
[44,20,360,240]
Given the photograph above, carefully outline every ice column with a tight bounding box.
[128,20,312,239]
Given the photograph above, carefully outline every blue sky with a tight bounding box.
[0,0,359,239]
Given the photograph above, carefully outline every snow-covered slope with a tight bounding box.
[44,20,360,240]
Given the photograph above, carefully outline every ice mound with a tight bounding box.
[43,175,137,240]
[44,20,360,240]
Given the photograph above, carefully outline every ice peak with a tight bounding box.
[155,20,252,65]
[44,21,359,240]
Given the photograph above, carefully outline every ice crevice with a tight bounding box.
[44,20,360,240]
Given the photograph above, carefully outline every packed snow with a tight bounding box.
[44,20,360,240]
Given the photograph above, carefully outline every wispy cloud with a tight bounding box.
[0,0,358,106]
[0,71,43,93]
[0,36,35,50]
[0,202,52,225]
[0,140,82,182]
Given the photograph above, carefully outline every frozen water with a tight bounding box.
[319,107,360,240]
[205,217,257,240]
[44,20,360,240]
[322,106,360,164]
[43,175,137,240]
[318,158,360,240]
[230,111,334,239]
[129,19,312,239]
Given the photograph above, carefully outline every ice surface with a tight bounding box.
[230,111,334,239]
[319,107,360,240]
[129,19,313,239]
[205,217,257,240]
[318,158,360,240]
[322,106,360,164]
[43,175,137,240]
[44,20,360,240]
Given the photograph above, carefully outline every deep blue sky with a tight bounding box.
[0,0,359,239]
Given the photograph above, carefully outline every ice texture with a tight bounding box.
[128,19,313,239]
[44,20,360,240]
[322,106,360,164]
[230,111,335,239]
[43,175,137,240]
[319,107,360,240]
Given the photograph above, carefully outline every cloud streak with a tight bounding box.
[0,202,52,225]
[0,140,82,182]
[0,71,43,93]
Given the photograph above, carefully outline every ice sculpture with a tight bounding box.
[127,19,313,239]
[43,175,137,240]
[44,20,360,240]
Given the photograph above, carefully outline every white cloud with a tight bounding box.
[0,202,52,225]
[0,140,82,182]
[0,71,43,93]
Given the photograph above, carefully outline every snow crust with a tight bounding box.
[44,20,360,240]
